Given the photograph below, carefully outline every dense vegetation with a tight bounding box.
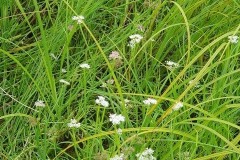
[0,0,239,159]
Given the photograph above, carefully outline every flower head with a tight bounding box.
[72,15,85,24]
[110,154,124,160]
[172,101,183,111]
[80,63,90,69]
[228,35,239,44]
[34,100,45,107]
[136,148,156,160]
[109,113,125,125]
[67,119,81,128]
[143,98,157,105]
[117,128,123,135]
[59,79,70,85]
[61,68,67,73]
[95,96,109,107]
[109,51,122,60]
[128,34,143,48]
[165,60,179,69]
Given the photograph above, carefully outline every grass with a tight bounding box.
[0,0,240,159]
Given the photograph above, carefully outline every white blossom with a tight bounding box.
[59,79,70,85]
[67,119,81,128]
[117,128,123,135]
[110,154,124,160]
[72,15,85,24]
[79,63,90,69]
[34,100,45,107]
[128,34,143,48]
[136,148,156,160]
[61,68,67,73]
[228,35,239,44]
[109,113,125,125]
[95,96,109,107]
[143,98,157,105]
[109,51,122,60]
[172,101,183,111]
[165,60,179,69]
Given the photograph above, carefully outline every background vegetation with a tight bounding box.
[0,0,239,159]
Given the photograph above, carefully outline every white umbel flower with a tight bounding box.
[34,100,45,107]
[172,101,183,111]
[95,96,109,107]
[128,34,143,48]
[109,114,125,125]
[117,128,123,135]
[228,35,239,44]
[72,15,85,24]
[165,60,179,69]
[136,148,156,160]
[110,153,124,160]
[67,119,81,128]
[61,68,67,73]
[143,98,157,105]
[59,79,70,85]
[79,63,90,69]
[109,51,122,60]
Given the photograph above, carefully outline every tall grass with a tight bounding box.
[0,0,239,159]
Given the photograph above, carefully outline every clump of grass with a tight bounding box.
[0,0,239,159]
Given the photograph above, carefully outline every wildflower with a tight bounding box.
[72,15,85,24]
[143,98,157,105]
[137,24,145,32]
[172,101,183,111]
[117,128,123,135]
[59,79,70,85]
[124,99,130,107]
[128,34,143,48]
[165,60,179,69]
[109,51,122,60]
[110,154,124,160]
[95,96,109,107]
[228,35,239,44]
[61,68,67,73]
[67,119,81,128]
[136,148,156,160]
[79,63,90,69]
[109,113,125,125]
[34,100,45,107]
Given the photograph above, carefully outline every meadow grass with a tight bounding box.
[0,0,240,159]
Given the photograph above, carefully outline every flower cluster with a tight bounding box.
[110,153,124,160]
[72,15,85,24]
[67,119,81,128]
[34,100,45,107]
[80,63,91,69]
[143,98,157,105]
[128,34,143,48]
[172,101,183,111]
[165,60,179,69]
[228,35,239,44]
[136,148,156,160]
[109,51,122,60]
[109,113,125,125]
[95,96,109,107]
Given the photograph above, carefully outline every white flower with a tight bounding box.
[110,154,124,160]
[117,128,123,135]
[67,119,81,128]
[109,113,125,125]
[165,60,179,69]
[72,15,85,24]
[136,148,156,160]
[61,68,67,73]
[172,101,183,111]
[79,63,90,69]
[137,24,145,32]
[109,51,122,60]
[128,34,143,48]
[143,98,157,105]
[34,100,45,107]
[228,35,239,44]
[59,79,70,85]
[95,96,109,107]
